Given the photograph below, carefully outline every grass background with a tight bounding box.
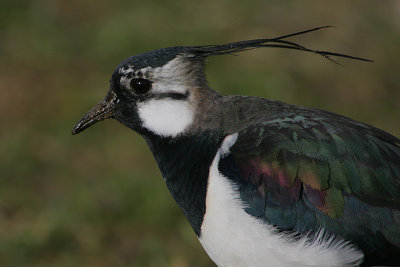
[1,1,399,266]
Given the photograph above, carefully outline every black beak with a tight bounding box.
[72,91,119,135]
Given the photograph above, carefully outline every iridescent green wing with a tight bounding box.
[219,111,400,259]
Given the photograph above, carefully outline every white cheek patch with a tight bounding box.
[137,99,194,137]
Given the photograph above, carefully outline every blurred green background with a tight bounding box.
[1,0,399,266]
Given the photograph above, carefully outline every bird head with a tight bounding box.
[72,26,371,138]
[72,46,217,138]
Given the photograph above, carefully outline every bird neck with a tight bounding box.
[144,131,223,236]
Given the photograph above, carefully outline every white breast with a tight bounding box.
[199,133,363,267]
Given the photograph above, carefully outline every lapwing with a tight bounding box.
[72,27,400,266]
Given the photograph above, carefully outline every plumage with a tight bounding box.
[201,134,363,267]
[72,27,400,266]
[217,96,400,265]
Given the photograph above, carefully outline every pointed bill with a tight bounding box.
[72,91,119,135]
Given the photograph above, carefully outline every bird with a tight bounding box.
[72,27,400,266]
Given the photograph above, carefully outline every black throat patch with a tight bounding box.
[144,131,223,236]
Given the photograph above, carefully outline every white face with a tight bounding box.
[119,56,196,138]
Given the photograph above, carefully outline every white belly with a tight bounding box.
[198,134,363,267]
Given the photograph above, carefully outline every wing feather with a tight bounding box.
[219,113,400,258]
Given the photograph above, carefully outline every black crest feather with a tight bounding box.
[188,26,373,64]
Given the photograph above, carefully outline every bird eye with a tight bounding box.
[130,78,152,94]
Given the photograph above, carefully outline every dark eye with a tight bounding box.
[130,78,152,94]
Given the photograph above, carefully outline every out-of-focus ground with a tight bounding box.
[1,1,399,266]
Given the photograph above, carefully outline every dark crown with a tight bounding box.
[116,26,371,74]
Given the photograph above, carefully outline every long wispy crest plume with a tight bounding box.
[189,26,373,64]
